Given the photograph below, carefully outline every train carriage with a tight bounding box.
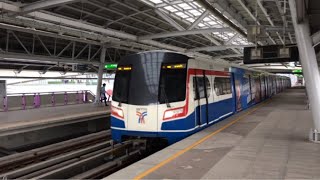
[111,51,291,144]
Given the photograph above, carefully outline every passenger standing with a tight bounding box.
[100,83,108,106]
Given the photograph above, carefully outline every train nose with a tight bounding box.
[127,105,158,131]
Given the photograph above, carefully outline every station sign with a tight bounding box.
[243,45,299,64]
[292,69,302,74]
[105,64,117,69]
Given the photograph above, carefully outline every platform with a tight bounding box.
[107,88,319,179]
[0,103,110,136]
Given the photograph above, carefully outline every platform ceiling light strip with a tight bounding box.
[140,0,250,46]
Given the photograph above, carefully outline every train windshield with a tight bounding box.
[112,66,132,103]
[113,52,188,105]
[159,63,187,104]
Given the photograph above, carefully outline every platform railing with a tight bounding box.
[1,90,97,112]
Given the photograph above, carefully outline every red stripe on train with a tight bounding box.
[163,69,229,121]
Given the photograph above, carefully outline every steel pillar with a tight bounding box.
[289,0,320,142]
[94,45,106,104]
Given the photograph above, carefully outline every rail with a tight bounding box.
[0,130,147,179]
[1,90,97,112]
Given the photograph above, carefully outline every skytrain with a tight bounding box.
[111,51,291,144]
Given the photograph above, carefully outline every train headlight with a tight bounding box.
[163,108,184,120]
[111,105,124,119]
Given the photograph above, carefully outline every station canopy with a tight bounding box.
[0,0,306,74]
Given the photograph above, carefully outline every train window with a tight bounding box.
[159,63,187,104]
[113,65,132,103]
[193,77,204,99]
[193,76,210,100]
[214,77,231,96]
[205,77,211,98]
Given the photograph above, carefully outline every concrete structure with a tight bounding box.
[95,46,107,104]
[0,103,109,136]
[289,0,320,142]
[107,88,317,179]
[0,103,110,149]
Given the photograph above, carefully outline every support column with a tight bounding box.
[94,45,106,104]
[289,0,320,142]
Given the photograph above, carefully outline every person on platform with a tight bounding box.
[100,83,108,106]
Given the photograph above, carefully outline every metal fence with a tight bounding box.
[1,90,97,111]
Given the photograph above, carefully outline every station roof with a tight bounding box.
[0,0,309,74]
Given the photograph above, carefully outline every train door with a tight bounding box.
[276,77,279,93]
[249,75,256,104]
[203,71,209,125]
[271,77,275,95]
[264,76,268,98]
[248,75,253,103]
[267,76,271,97]
[254,76,261,103]
[193,71,209,127]
[260,75,265,100]
[193,73,201,127]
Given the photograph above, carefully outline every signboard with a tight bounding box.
[292,69,302,73]
[77,64,88,71]
[105,64,117,70]
[243,45,299,64]
[292,69,303,76]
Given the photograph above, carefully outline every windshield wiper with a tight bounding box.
[160,78,171,108]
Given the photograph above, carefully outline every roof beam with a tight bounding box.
[225,33,240,44]
[27,12,137,40]
[213,54,243,59]
[257,0,285,45]
[21,0,81,13]
[0,2,250,66]
[236,0,276,44]
[154,9,185,31]
[210,0,247,31]
[154,5,243,54]
[288,32,294,44]
[187,45,255,52]
[157,8,221,44]
[0,53,101,65]
[154,8,225,48]
[196,0,247,37]
[138,27,232,40]
[197,0,246,54]
[0,2,20,12]
[0,3,186,53]
[311,30,320,47]
[187,10,210,30]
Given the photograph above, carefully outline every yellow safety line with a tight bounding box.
[134,100,270,180]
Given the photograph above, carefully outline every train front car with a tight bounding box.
[111,51,189,144]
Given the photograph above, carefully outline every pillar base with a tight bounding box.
[309,129,320,143]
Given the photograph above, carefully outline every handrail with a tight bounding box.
[7,90,96,96]
[2,90,99,112]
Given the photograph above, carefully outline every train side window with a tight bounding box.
[198,77,205,99]
[205,77,211,98]
[214,77,231,96]
[226,78,231,94]
[193,77,199,100]
[193,76,210,100]
[214,78,221,96]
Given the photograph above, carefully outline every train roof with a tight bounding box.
[129,50,288,77]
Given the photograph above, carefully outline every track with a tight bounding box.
[0,130,146,179]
